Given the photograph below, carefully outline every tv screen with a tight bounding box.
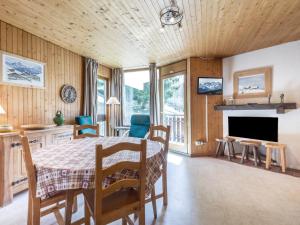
[228,117,278,142]
[198,77,223,95]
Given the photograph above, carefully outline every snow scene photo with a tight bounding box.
[2,54,44,88]
[198,78,223,95]
[238,74,265,94]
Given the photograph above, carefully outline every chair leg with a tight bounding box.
[241,146,247,164]
[266,147,271,169]
[162,163,168,206]
[139,207,145,225]
[122,217,127,225]
[280,148,287,173]
[253,147,258,167]
[65,190,75,225]
[227,142,232,161]
[84,200,90,225]
[151,187,157,219]
[27,192,33,225]
[72,195,78,213]
[215,142,221,157]
[231,142,236,158]
[32,199,41,225]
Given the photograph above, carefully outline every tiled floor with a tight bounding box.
[1,154,300,225]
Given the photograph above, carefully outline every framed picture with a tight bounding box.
[233,67,272,99]
[0,52,45,88]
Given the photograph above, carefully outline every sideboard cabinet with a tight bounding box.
[0,125,73,207]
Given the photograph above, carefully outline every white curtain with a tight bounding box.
[149,63,160,125]
[83,58,98,124]
[111,68,124,127]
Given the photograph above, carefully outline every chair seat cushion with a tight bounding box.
[75,116,96,134]
[83,188,139,215]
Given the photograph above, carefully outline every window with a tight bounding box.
[97,78,107,136]
[123,70,150,125]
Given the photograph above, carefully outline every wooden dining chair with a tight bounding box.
[148,125,171,219]
[73,124,100,139]
[20,135,80,225]
[83,140,147,225]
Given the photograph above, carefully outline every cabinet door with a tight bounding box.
[52,132,73,145]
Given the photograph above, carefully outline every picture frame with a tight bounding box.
[0,51,45,88]
[233,67,272,99]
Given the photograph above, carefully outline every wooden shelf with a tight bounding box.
[214,103,297,114]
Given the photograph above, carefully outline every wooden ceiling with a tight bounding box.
[0,0,300,68]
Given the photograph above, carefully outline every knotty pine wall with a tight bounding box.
[0,21,83,128]
[188,57,223,156]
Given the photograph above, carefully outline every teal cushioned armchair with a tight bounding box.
[128,114,150,138]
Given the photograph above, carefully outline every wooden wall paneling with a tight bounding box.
[160,60,187,77]
[189,57,223,156]
[0,20,84,128]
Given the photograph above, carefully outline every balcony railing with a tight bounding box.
[163,113,184,144]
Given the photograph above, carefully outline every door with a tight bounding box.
[161,73,187,153]
[97,78,107,136]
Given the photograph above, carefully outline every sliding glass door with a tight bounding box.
[161,73,187,153]
[97,78,107,136]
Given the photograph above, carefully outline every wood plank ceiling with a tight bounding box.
[0,0,300,68]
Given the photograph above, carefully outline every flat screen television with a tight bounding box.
[197,77,223,95]
[228,116,278,142]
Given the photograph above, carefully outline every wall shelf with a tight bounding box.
[214,103,297,114]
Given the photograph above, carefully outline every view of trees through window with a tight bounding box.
[97,78,106,136]
[123,70,150,125]
[163,75,184,114]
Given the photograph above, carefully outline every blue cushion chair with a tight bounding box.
[128,114,150,138]
[75,116,96,134]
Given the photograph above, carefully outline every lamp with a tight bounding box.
[0,105,5,115]
[106,97,120,130]
[0,105,13,132]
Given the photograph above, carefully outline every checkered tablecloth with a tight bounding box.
[32,136,164,200]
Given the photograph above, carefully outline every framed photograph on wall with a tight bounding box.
[233,67,272,99]
[0,52,45,88]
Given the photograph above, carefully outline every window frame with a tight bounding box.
[97,76,109,136]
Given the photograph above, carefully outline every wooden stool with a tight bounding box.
[215,138,236,160]
[239,140,262,166]
[264,143,287,172]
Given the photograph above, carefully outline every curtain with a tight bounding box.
[83,58,98,124]
[149,63,160,125]
[111,68,124,127]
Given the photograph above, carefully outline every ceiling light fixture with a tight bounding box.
[160,0,183,30]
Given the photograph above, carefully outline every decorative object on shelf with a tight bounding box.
[53,110,65,126]
[20,124,56,130]
[280,93,285,103]
[227,97,235,105]
[233,67,272,99]
[160,0,183,32]
[60,84,77,103]
[0,52,45,88]
[268,94,272,104]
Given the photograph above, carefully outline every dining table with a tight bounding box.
[31,136,165,224]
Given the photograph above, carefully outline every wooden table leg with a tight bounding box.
[65,190,75,225]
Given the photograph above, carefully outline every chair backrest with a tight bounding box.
[20,135,37,199]
[149,125,171,155]
[128,114,150,138]
[94,140,147,221]
[73,124,100,139]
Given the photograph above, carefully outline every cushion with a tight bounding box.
[75,116,96,134]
